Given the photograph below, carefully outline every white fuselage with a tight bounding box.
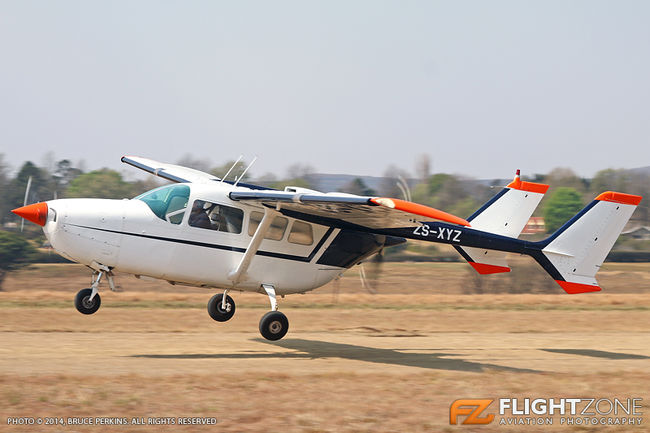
[42,183,346,295]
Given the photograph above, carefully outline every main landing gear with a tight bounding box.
[74,268,116,315]
[259,311,289,341]
[258,284,288,340]
[207,291,236,322]
[207,285,289,341]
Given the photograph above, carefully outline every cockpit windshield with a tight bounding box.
[135,184,190,224]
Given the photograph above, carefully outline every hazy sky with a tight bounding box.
[1,1,649,180]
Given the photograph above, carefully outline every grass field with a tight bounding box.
[1,263,649,432]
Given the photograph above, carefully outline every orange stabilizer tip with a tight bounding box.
[370,198,470,226]
[506,178,550,194]
[469,262,511,275]
[12,202,48,226]
[595,191,642,206]
[555,280,601,294]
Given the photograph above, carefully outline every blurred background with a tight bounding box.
[1,0,649,288]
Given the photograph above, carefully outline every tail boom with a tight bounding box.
[383,191,641,294]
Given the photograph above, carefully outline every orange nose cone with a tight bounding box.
[12,202,49,226]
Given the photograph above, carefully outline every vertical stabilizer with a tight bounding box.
[538,192,642,293]
[456,171,549,274]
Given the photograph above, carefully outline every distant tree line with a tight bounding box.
[1,153,648,231]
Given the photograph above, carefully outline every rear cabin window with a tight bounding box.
[189,200,243,234]
[135,184,190,225]
[288,221,314,245]
[248,211,288,241]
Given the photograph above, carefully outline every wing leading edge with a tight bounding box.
[229,190,470,230]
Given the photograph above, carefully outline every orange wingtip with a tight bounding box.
[370,198,470,226]
[506,178,549,194]
[469,262,511,275]
[595,191,642,206]
[555,280,601,294]
[12,202,48,226]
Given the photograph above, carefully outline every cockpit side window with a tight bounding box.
[135,184,190,225]
[189,200,243,234]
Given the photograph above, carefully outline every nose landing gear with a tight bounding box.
[74,267,115,315]
[74,288,101,314]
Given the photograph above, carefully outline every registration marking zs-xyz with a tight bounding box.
[413,225,462,242]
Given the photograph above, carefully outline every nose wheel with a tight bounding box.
[74,288,101,314]
[74,267,115,315]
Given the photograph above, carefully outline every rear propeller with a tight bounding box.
[359,249,384,294]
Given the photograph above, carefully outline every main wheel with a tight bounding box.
[207,293,236,322]
[74,288,101,315]
[259,311,289,341]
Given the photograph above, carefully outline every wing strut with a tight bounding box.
[228,207,279,286]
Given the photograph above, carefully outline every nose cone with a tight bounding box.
[12,202,49,226]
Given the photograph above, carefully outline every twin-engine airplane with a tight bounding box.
[12,156,642,340]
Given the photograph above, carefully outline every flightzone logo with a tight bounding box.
[450,397,643,426]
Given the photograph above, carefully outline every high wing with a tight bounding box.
[122,155,469,229]
[121,156,220,184]
[229,190,470,229]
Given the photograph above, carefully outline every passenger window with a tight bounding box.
[189,200,243,234]
[135,184,190,225]
[288,221,314,245]
[248,211,288,240]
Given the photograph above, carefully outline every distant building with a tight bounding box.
[522,217,546,235]
[620,226,650,241]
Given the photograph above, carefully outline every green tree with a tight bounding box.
[5,162,50,212]
[341,178,376,196]
[52,159,83,195]
[543,187,583,233]
[65,169,134,199]
[0,155,10,224]
[0,231,36,290]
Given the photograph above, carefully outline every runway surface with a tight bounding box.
[2,305,649,432]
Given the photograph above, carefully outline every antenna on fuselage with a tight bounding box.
[234,156,258,187]
[220,155,244,183]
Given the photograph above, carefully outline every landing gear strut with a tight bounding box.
[207,290,236,322]
[259,285,289,341]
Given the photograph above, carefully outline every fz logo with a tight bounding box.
[412,225,462,242]
[449,399,495,425]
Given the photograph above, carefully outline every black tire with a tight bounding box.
[74,288,101,315]
[207,293,236,322]
[259,311,289,341]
